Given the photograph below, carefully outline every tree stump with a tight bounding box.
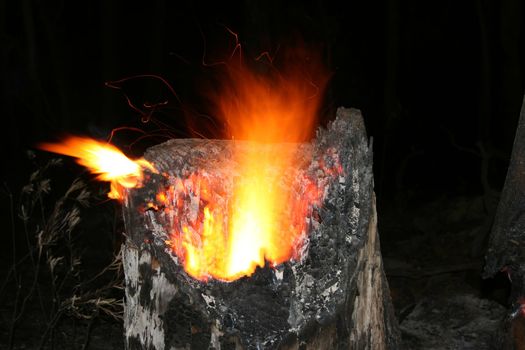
[121,107,400,349]
[484,95,525,350]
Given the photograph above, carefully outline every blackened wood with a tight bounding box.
[122,107,400,349]
[484,93,525,289]
[484,94,525,280]
[484,95,525,349]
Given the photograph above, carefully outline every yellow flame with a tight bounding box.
[39,136,155,199]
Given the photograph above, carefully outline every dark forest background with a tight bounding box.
[2,0,523,200]
[0,1,524,347]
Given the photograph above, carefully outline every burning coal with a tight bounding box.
[39,48,333,282]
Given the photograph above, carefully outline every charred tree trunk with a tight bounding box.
[484,95,525,350]
[121,107,400,349]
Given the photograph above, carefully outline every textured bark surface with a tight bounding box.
[484,94,525,285]
[484,95,525,349]
[122,107,400,349]
[279,195,399,350]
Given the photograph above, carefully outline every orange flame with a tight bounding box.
[38,136,155,199]
[212,47,328,143]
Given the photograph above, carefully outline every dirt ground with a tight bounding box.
[381,192,510,349]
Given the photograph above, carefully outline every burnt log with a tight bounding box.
[121,107,401,349]
[484,95,525,350]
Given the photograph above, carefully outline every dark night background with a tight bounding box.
[1,0,524,348]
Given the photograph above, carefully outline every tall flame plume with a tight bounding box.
[165,49,331,281]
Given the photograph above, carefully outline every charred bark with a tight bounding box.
[484,95,525,350]
[121,107,400,349]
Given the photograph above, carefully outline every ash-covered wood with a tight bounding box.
[484,95,525,349]
[122,107,400,349]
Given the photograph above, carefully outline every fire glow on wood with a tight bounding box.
[39,50,336,282]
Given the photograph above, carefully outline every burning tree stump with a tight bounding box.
[484,95,525,350]
[121,107,400,349]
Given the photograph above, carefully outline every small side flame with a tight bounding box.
[38,136,155,199]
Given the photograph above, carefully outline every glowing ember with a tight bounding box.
[519,298,525,318]
[39,136,155,199]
